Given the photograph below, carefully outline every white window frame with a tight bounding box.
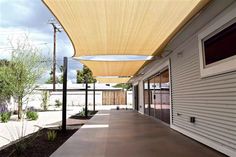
[198,7,236,78]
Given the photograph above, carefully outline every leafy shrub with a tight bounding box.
[47,130,57,141]
[55,99,62,108]
[79,111,85,116]
[0,112,11,123]
[79,108,85,116]
[26,111,38,120]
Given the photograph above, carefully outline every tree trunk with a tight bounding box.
[17,96,22,120]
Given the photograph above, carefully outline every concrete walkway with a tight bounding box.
[51,110,226,157]
[0,107,81,148]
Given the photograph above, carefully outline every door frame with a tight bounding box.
[141,59,173,126]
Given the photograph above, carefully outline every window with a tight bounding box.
[203,22,236,66]
[198,7,236,77]
[142,69,170,124]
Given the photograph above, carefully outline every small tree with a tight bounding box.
[76,65,96,83]
[55,99,62,108]
[0,60,13,103]
[0,60,14,114]
[41,91,50,110]
[5,38,47,119]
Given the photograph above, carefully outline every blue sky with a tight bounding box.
[0,0,82,83]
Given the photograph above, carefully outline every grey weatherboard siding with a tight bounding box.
[132,0,236,156]
[170,36,236,152]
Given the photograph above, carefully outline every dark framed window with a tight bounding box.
[203,22,236,66]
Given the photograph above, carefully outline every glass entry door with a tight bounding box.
[144,69,170,124]
[144,80,150,115]
[149,77,155,117]
[160,69,170,124]
[154,74,161,120]
[143,68,170,124]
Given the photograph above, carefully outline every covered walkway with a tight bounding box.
[51,110,225,157]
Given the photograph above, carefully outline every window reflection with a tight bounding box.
[144,80,149,115]
[143,69,170,124]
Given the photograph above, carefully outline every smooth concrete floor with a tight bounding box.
[51,110,227,157]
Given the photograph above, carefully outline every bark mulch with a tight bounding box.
[0,111,98,157]
[0,128,78,157]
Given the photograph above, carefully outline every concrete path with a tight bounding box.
[51,110,226,157]
[0,105,131,149]
[0,107,81,148]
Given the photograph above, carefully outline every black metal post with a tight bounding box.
[62,57,67,132]
[85,76,88,118]
[93,82,95,111]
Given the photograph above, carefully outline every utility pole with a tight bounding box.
[48,19,61,91]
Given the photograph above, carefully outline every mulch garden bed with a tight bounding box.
[0,110,98,157]
[69,110,98,120]
[0,128,78,157]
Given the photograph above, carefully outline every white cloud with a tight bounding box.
[0,0,82,83]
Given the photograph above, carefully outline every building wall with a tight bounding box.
[127,91,133,106]
[49,91,103,106]
[132,1,236,156]
[20,90,132,110]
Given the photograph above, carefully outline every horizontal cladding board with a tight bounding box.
[173,107,236,120]
[173,104,236,115]
[172,91,236,97]
[174,121,236,150]
[173,110,236,124]
[173,102,236,109]
[173,114,236,133]
[173,97,236,101]
[174,114,236,132]
[171,14,236,153]
[173,83,236,91]
[172,100,236,106]
[174,118,236,142]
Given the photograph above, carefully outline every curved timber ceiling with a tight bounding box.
[43,0,209,83]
